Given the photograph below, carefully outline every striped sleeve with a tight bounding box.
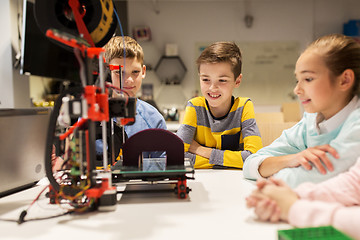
[176,101,197,152]
[240,100,263,157]
[177,98,215,168]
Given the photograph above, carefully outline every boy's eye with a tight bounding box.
[112,70,120,75]
[132,70,140,74]
[219,79,227,83]
[305,77,314,82]
[201,78,209,82]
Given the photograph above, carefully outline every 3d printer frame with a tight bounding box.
[41,0,194,213]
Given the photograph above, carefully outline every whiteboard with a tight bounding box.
[195,41,300,105]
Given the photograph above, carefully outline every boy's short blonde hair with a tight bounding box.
[104,36,144,65]
[196,42,242,78]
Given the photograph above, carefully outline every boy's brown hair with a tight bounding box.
[104,36,144,65]
[196,41,242,78]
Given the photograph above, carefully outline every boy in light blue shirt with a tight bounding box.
[96,36,166,159]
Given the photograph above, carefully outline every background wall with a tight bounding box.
[0,0,30,108]
[2,0,360,111]
[0,0,14,108]
[127,0,360,113]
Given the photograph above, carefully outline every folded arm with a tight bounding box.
[259,144,337,177]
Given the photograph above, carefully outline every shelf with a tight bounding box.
[154,56,187,85]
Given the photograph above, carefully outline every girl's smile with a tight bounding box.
[294,51,351,120]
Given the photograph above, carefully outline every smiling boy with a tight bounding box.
[176,42,263,169]
[96,36,166,159]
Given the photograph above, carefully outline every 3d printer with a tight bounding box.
[33,0,194,215]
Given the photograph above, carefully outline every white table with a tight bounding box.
[166,121,181,132]
[0,170,291,240]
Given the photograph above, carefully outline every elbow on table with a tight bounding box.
[242,158,259,181]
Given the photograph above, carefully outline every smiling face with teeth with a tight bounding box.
[199,62,242,118]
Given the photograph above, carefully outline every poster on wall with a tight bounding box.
[133,26,151,41]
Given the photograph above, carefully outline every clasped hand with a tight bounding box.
[246,178,299,223]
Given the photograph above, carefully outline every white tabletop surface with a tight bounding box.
[166,121,181,132]
[0,169,291,240]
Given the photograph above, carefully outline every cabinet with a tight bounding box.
[154,56,187,85]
